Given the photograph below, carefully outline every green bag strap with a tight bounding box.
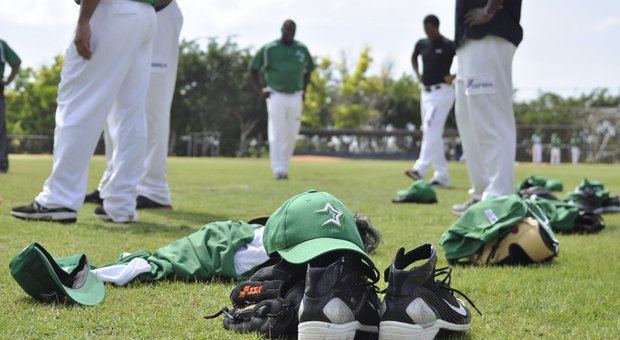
[524,199,559,245]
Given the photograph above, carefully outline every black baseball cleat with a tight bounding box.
[11,202,77,223]
[136,195,172,209]
[93,206,113,221]
[404,169,422,181]
[298,253,381,340]
[380,244,480,340]
[84,189,103,204]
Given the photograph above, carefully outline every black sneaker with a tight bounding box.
[298,253,381,340]
[598,196,620,214]
[93,206,112,221]
[84,189,103,204]
[451,198,480,216]
[11,202,77,223]
[136,195,172,209]
[380,244,480,339]
[404,169,422,180]
[274,173,289,180]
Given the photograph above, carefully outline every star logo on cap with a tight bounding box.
[315,203,343,227]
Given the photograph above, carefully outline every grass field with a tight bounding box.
[0,155,618,339]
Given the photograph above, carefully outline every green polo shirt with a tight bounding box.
[551,134,561,147]
[570,136,582,147]
[73,0,158,5]
[250,39,315,94]
[0,39,21,81]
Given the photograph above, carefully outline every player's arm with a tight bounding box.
[465,0,504,26]
[248,46,270,100]
[411,43,421,81]
[3,60,21,86]
[75,0,101,60]
[302,49,315,99]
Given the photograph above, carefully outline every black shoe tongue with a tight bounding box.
[388,244,437,295]
[306,254,361,296]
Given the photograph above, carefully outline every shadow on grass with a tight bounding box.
[146,208,231,225]
[15,296,83,309]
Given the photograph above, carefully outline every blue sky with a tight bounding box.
[1,0,619,100]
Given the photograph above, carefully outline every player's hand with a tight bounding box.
[465,8,494,27]
[444,74,455,85]
[74,22,93,60]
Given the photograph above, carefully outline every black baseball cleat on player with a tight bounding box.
[93,206,113,221]
[380,244,480,340]
[404,168,422,181]
[298,253,381,340]
[84,189,103,204]
[11,202,77,223]
[136,195,172,209]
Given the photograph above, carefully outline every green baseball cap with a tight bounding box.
[392,180,437,203]
[9,243,105,306]
[264,190,372,266]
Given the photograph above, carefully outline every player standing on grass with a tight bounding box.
[249,20,314,180]
[404,15,455,188]
[531,129,543,164]
[85,0,183,211]
[11,0,157,223]
[451,0,523,215]
[550,132,561,164]
[570,133,582,165]
[0,38,21,174]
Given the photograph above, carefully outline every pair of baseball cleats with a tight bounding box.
[298,244,479,340]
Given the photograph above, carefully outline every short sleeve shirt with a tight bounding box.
[250,40,315,94]
[455,0,523,49]
[570,137,582,147]
[0,39,21,80]
[412,37,455,86]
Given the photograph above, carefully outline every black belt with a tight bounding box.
[423,84,443,92]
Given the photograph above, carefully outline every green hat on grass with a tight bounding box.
[264,190,373,267]
[392,180,438,204]
[9,243,105,306]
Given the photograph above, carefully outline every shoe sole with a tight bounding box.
[594,206,620,214]
[379,320,471,340]
[93,212,112,221]
[404,170,421,180]
[11,211,77,223]
[298,321,378,340]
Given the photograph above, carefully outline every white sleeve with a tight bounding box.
[91,257,152,286]
[233,226,270,276]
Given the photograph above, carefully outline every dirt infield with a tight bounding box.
[291,155,346,162]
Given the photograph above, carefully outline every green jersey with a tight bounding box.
[551,134,561,147]
[0,39,21,81]
[531,133,543,144]
[250,39,315,94]
[570,136,582,147]
[73,0,158,5]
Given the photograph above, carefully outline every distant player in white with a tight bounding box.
[549,132,561,165]
[531,130,543,164]
[249,20,314,180]
[12,0,156,223]
[570,134,581,165]
[405,15,455,188]
[85,0,183,210]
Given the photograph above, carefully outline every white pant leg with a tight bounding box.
[456,36,516,200]
[550,147,561,164]
[36,1,156,211]
[283,92,303,169]
[571,147,580,165]
[413,91,431,177]
[100,6,156,222]
[532,143,542,164]
[267,92,291,175]
[136,1,183,205]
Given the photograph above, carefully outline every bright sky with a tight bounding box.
[2,0,620,100]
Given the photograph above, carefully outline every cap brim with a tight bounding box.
[38,250,105,306]
[277,237,372,266]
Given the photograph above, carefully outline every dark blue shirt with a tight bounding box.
[455,0,523,49]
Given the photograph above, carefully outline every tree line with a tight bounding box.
[5,38,619,156]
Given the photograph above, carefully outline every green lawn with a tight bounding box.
[0,156,618,338]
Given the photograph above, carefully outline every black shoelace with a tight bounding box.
[434,267,482,315]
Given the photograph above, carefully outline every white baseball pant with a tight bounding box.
[550,147,561,164]
[413,84,454,183]
[35,0,156,222]
[571,146,580,165]
[267,91,303,175]
[532,143,543,164]
[455,35,517,200]
[99,0,183,206]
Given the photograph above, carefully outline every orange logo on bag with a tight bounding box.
[239,284,264,298]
